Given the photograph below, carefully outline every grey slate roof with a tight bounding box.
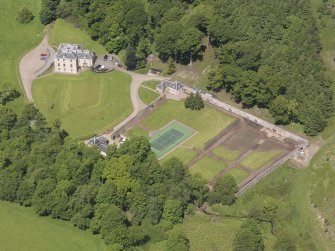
[88,136,109,154]
[55,43,95,60]
[77,50,95,60]
[157,80,183,91]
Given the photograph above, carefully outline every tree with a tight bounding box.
[233,219,264,251]
[136,38,150,70]
[40,0,60,25]
[269,96,290,124]
[161,199,183,225]
[167,57,176,75]
[0,105,17,131]
[184,93,204,110]
[125,47,138,70]
[304,105,327,136]
[16,6,34,24]
[156,22,182,61]
[166,229,189,251]
[209,175,237,205]
[177,28,204,65]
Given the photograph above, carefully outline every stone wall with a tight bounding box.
[201,93,309,147]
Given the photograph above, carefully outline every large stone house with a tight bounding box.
[54,43,96,74]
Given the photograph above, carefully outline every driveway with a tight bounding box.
[19,35,55,102]
[98,68,168,140]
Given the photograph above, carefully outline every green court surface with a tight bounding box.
[150,120,195,158]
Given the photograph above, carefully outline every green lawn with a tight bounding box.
[49,19,107,55]
[0,0,44,112]
[162,147,198,165]
[138,87,160,105]
[141,100,235,149]
[241,150,283,170]
[178,214,242,251]
[212,146,240,161]
[0,201,106,251]
[190,157,228,181]
[226,168,250,184]
[141,80,160,90]
[126,126,148,138]
[33,71,132,139]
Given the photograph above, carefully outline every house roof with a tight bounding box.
[157,80,183,91]
[88,136,109,154]
[77,50,95,60]
[55,43,95,60]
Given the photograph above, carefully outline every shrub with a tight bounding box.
[16,6,34,24]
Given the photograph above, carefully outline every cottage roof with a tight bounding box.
[157,80,183,91]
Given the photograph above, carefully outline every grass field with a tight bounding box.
[190,157,228,181]
[0,0,44,112]
[126,126,148,138]
[49,19,107,55]
[226,168,250,184]
[162,147,198,164]
[309,137,335,235]
[241,150,283,170]
[141,100,235,149]
[33,71,132,138]
[212,146,240,161]
[141,80,160,90]
[139,87,160,105]
[0,201,106,251]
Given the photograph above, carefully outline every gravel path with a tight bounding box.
[19,35,55,102]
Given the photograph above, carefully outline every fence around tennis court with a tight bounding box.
[150,120,196,158]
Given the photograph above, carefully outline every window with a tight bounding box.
[58,68,60,71]
[58,63,60,66]
[70,64,72,68]
[70,60,72,62]
[63,64,65,67]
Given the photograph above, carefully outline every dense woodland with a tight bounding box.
[40,0,333,135]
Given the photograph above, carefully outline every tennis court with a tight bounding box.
[150,120,196,159]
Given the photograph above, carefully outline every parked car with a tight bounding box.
[103,55,108,61]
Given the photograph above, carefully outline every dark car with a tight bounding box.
[103,55,108,61]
